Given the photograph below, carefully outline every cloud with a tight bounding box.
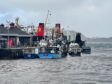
[0,0,112,37]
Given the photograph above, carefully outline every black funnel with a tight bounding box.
[75,33,81,43]
[75,33,84,47]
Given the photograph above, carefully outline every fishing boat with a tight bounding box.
[37,39,61,59]
[38,46,62,59]
[68,42,81,56]
[22,47,38,59]
[81,42,91,54]
[75,33,91,54]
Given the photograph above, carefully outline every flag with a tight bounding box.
[36,23,44,36]
[7,38,13,46]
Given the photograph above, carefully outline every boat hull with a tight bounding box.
[82,47,91,54]
[68,48,81,56]
[23,54,38,59]
[38,53,61,59]
[69,52,81,56]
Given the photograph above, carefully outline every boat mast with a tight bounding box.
[44,10,51,39]
[45,10,50,27]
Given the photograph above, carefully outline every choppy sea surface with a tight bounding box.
[0,42,112,84]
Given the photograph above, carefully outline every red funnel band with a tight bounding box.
[36,23,44,36]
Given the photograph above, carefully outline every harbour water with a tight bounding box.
[0,42,112,84]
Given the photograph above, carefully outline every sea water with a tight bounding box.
[0,42,112,84]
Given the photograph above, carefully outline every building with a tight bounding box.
[0,23,32,48]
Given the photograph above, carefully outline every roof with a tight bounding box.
[0,26,32,37]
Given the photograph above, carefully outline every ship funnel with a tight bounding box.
[75,33,81,43]
[55,23,61,33]
[75,33,84,47]
[36,23,44,37]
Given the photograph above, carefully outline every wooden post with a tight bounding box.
[30,36,32,47]
[16,36,20,47]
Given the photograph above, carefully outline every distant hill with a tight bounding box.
[87,37,112,42]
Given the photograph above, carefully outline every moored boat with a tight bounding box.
[68,42,81,56]
[22,47,38,59]
[82,45,91,54]
[38,46,62,59]
[74,33,91,54]
[37,39,62,59]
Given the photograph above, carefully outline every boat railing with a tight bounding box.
[39,47,59,54]
[22,47,36,54]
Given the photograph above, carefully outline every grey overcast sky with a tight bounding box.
[0,0,112,37]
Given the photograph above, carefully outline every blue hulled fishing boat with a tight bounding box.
[22,47,38,59]
[38,46,61,59]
